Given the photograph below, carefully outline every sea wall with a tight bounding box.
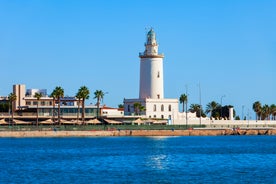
[0,129,275,137]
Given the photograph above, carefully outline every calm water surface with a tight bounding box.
[0,136,276,184]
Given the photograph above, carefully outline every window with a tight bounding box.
[26,102,31,105]
[157,94,160,99]
[168,105,171,111]
[161,104,164,111]
[161,115,164,119]
[154,115,156,118]
[33,102,37,105]
[153,104,156,111]
[128,105,130,112]
[157,71,160,78]
[41,101,45,106]
[169,115,171,120]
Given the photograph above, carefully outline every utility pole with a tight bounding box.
[220,95,225,120]
[185,84,188,128]
[199,83,202,126]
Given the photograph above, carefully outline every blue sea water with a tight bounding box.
[0,136,276,184]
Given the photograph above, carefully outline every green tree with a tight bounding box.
[205,101,219,119]
[0,102,9,112]
[94,90,104,118]
[189,104,206,118]
[8,93,17,124]
[75,92,82,124]
[133,102,145,115]
[270,104,276,120]
[139,105,146,115]
[34,92,42,127]
[118,104,124,108]
[211,105,234,120]
[179,94,188,113]
[51,86,64,125]
[77,86,90,123]
[50,91,56,122]
[253,101,262,120]
[261,104,270,120]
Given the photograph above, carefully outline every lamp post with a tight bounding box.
[102,92,109,104]
[220,95,225,120]
[185,84,188,128]
[198,83,202,126]
[242,105,245,120]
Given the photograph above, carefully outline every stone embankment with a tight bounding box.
[0,129,275,137]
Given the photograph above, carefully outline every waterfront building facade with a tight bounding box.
[11,84,98,118]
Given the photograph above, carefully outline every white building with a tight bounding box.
[124,29,179,120]
[101,106,124,117]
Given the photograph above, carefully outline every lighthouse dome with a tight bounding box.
[147,29,156,40]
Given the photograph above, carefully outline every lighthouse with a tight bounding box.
[139,29,164,99]
[124,29,179,120]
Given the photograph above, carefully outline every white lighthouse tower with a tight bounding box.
[124,29,179,120]
[139,29,164,99]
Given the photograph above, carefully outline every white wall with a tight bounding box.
[139,57,164,99]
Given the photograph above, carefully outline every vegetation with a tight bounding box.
[77,86,90,123]
[133,102,145,115]
[189,104,206,118]
[252,101,276,120]
[50,91,56,122]
[8,93,17,123]
[118,104,124,108]
[94,90,104,118]
[75,92,82,124]
[0,102,9,112]
[34,92,42,127]
[205,101,219,119]
[253,101,262,120]
[179,94,188,113]
[51,86,64,125]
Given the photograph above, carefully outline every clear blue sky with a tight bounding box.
[0,0,275,119]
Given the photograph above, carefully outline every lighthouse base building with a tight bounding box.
[124,29,179,123]
[124,98,179,121]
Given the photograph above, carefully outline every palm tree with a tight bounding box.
[261,104,270,120]
[180,93,188,127]
[253,101,262,120]
[51,86,64,125]
[118,104,124,108]
[34,92,42,127]
[8,93,17,124]
[133,102,141,115]
[206,101,219,120]
[75,92,82,124]
[189,104,200,117]
[189,104,206,118]
[133,102,145,115]
[77,86,90,123]
[50,91,56,122]
[270,104,276,120]
[94,90,104,118]
[179,94,188,113]
[139,105,146,115]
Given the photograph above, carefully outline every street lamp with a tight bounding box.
[102,92,109,104]
[242,105,245,120]
[220,95,225,120]
[198,83,202,126]
[185,84,188,128]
